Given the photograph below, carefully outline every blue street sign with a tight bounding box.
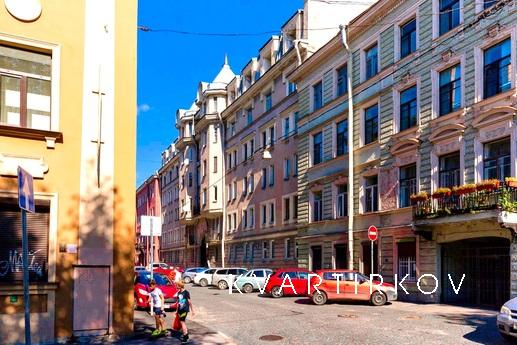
[18,166,35,213]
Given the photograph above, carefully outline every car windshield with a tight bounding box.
[204,269,216,274]
[194,268,206,272]
[139,272,172,286]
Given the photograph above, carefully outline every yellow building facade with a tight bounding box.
[0,0,136,343]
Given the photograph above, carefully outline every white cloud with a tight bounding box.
[137,103,151,114]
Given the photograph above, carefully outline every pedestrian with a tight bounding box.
[176,280,194,343]
[148,280,166,336]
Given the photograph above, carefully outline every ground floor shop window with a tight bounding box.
[397,240,416,282]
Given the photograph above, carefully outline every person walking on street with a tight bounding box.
[149,280,166,336]
[176,280,194,343]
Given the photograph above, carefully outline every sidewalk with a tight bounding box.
[59,311,236,345]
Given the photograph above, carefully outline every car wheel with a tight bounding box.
[200,278,208,287]
[243,284,254,293]
[184,276,191,284]
[370,291,387,306]
[312,291,327,305]
[218,280,229,290]
[271,286,283,298]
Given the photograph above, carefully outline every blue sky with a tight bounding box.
[137,0,303,186]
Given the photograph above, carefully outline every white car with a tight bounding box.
[147,262,170,270]
[497,297,517,340]
[193,268,218,287]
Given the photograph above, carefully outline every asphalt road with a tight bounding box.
[184,283,514,345]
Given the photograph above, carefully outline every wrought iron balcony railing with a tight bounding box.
[413,183,517,219]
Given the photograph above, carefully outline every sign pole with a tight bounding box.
[150,217,154,316]
[22,209,31,345]
[371,240,374,276]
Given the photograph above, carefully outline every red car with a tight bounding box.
[264,268,313,298]
[134,271,178,310]
[308,270,397,306]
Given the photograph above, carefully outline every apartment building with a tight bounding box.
[136,174,161,267]
[0,0,136,342]
[291,0,517,307]
[158,143,183,265]
[215,0,376,268]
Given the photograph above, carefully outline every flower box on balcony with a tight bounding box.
[476,179,500,192]
[410,191,429,202]
[452,184,477,195]
[505,177,517,188]
[432,188,451,199]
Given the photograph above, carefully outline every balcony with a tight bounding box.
[175,134,194,150]
[413,181,517,225]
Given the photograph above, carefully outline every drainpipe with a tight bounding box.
[340,25,354,270]
[217,111,226,268]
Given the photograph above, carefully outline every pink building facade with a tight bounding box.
[136,175,161,266]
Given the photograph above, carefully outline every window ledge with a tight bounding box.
[432,25,464,45]
[0,125,63,148]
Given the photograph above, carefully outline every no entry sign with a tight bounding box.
[368,225,378,241]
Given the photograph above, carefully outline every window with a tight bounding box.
[365,44,378,79]
[270,240,275,259]
[364,175,378,213]
[400,19,416,59]
[202,160,207,177]
[262,204,267,225]
[364,104,379,145]
[313,81,323,110]
[336,65,348,96]
[269,202,275,224]
[233,213,237,231]
[400,86,417,131]
[227,214,232,232]
[265,92,272,111]
[483,138,511,181]
[312,191,322,222]
[284,159,290,180]
[294,112,299,132]
[398,241,416,282]
[336,184,347,218]
[439,64,462,116]
[336,120,348,156]
[249,206,255,228]
[313,132,323,165]
[0,45,52,131]
[284,197,291,221]
[214,186,218,202]
[262,241,269,259]
[439,0,460,36]
[232,181,237,200]
[243,143,248,161]
[247,108,253,126]
[293,195,298,219]
[283,117,290,137]
[262,130,267,148]
[285,238,292,259]
[202,188,207,206]
[261,168,267,189]
[250,139,255,157]
[243,210,248,229]
[269,165,275,186]
[439,152,460,188]
[287,82,297,95]
[214,125,219,143]
[269,126,275,145]
[243,177,248,196]
[484,38,511,99]
[294,154,299,176]
[484,0,497,9]
[248,173,254,193]
[399,164,417,208]
[213,156,218,173]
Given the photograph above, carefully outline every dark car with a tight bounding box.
[134,271,178,310]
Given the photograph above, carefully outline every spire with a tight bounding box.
[224,53,229,66]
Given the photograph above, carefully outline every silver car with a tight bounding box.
[212,268,248,290]
[182,267,207,284]
[235,268,273,293]
[497,297,517,340]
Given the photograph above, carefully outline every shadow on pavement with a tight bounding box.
[437,313,511,345]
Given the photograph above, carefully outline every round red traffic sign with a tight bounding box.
[368,225,378,241]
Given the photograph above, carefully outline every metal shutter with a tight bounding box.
[0,197,49,283]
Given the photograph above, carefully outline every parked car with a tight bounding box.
[134,271,178,310]
[264,268,313,298]
[212,268,248,290]
[308,270,397,306]
[182,267,208,284]
[193,268,218,287]
[134,265,146,272]
[235,268,273,293]
[497,297,517,340]
[147,262,170,270]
